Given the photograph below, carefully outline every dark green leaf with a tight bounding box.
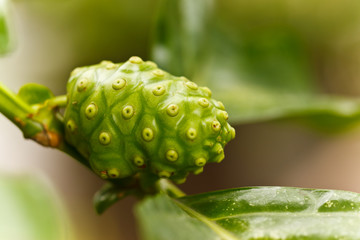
[152,0,360,131]
[94,182,125,215]
[0,174,70,240]
[18,83,54,105]
[136,187,360,240]
[93,177,145,214]
[0,0,13,55]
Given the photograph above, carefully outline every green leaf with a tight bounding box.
[136,187,360,240]
[152,0,360,131]
[93,182,128,215]
[0,174,70,240]
[0,0,13,55]
[18,83,54,105]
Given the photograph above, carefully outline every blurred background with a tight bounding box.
[2,0,360,239]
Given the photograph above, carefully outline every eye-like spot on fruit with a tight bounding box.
[129,56,143,64]
[230,127,236,139]
[106,62,117,70]
[185,81,198,90]
[186,128,197,140]
[152,85,165,96]
[77,78,88,92]
[222,111,229,120]
[166,104,179,117]
[158,170,171,178]
[100,60,112,65]
[218,101,225,110]
[193,167,203,175]
[85,103,98,119]
[108,168,120,178]
[211,120,221,132]
[198,98,209,108]
[122,105,134,119]
[66,119,76,133]
[112,78,126,90]
[99,132,111,145]
[195,158,207,167]
[142,128,154,142]
[133,156,145,167]
[201,87,212,97]
[152,69,165,77]
[204,140,214,148]
[145,61,157,69]
[166,149,178,162]
[213,143,223,155]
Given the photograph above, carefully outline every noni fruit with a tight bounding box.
[64,57,235,183]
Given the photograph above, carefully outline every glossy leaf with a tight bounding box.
[0,174,70,240]
[152,0,360,131]
[136,187,360,240]
[0,0,13,55]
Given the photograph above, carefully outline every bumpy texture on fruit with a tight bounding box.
[64,57,235,183]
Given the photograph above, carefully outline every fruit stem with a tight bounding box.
[47,95,67,108]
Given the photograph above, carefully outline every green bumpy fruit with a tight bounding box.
[64,57,235,183]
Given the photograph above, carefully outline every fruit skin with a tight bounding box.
[64,57,235,183]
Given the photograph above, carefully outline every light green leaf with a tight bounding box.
[136,187,360,240]
[0,174,70,240]
[18,83,54,105]
[0,0,13,55]
[152,0,360,131]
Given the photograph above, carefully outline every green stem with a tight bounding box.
[0,82,43,137]
[47,95,67,108]
[155,179,186,198]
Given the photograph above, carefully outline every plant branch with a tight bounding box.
[0,82,43,136]
[0,81,90,169]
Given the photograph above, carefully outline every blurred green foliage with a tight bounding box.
[24,0,159,64]
[0,0,12,54]
[153,0,360,132]
[0,174,71,240]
